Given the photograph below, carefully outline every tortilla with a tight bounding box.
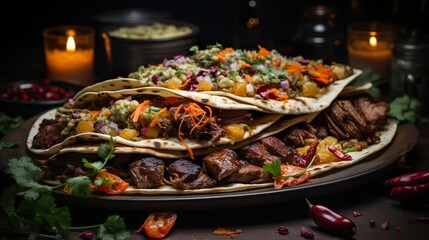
[73,44,362,115]
[42,120,397,195]
[27,92,284,156]
[73,86,267,112]
[73,69,361,115]
[50,111,320,159]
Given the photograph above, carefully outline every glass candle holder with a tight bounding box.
[347,22,396,78]
[44,25,95,86]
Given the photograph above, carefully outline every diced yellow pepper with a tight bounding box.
[198,81,213,91]
[76,120,94,133]
[166,77,183,90]
[119,128,137,140]
[144,127,159,138]
[302,81,319,97]
[225,124,245,143]
[233,82,247,97]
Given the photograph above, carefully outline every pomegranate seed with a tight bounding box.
[276,226,289,235]
[300,226,315,239]
[381,221,390,231]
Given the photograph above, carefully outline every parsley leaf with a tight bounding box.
[4,156,42,185]
[97,215,130,240]
[0,141,19,149]
[98,137,116,161]
[66,176,92,198]
[262,160,282,178]
[0,112,24,136]
[388,94,429,123]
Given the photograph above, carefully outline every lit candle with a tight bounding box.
[347,22,396,78]
[44,26,95,86]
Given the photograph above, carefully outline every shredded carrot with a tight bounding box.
[238,60,251,68]
[149,116,161,128]
[174,104,185,120]
[213,228,242,237]
[177,78,192,90]
[85,110,100,120]
[174,103,214,159]
[218,47,234,63]
[284,61,305,76]
[273,58,281,68]
[257,45,271,60]
[244,74,253,84]
[307,64,337,85]
[131,100,149,123]
[178,116,194,159]
[267,88,288,102]
[247,52,255,60]
[159,107,168,116]
[103,110,111,117]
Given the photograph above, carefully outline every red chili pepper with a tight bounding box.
[305,198,357,237]
[390,182,429,202]
[327,146,352,160]
[385,171,429,187]
[297,140,320,167]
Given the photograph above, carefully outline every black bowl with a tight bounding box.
[103,20,199,78]
[0,80,81,118]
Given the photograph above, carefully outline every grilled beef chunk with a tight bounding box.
[240,142,280,167]
[323,99,380,144]
[202,149,241,181]
[32,118,68,149]
[129,157,165,189]
[353,96,389,129]
[282,123,317,147]
[260,137,290,162]
[225,160,272,184]
[167,159,217,190]
[202,148,272,184]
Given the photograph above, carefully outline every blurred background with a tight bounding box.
[0,0,427,82]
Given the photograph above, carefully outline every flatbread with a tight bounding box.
[73,86,267,112]
[42,120,397,195]
[50,111,320,159]
[27,102,283,156]
[73,69,361,115]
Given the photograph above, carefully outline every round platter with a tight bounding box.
[0,115,419,211]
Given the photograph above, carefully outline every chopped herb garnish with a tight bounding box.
[0,138,130,240]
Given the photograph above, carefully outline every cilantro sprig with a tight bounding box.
[388,94,429,124]
[263,156,316,179]
[0,138,130,240]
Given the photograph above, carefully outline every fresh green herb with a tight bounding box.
[0,112,24,136]
[262,160,282,178]
[343,147,356,154]
[350,68,381,98]
[206,42,223,50]
[0,141,19,149]
[263,156,316,179]
[388,94,429,123]
[0,138,130,240]
[189,45,199,54]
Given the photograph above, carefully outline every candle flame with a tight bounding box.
[66,36,76,52]
[369,36,378,47]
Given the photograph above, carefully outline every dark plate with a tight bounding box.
[49,124,418,211]
[0,79,81,118]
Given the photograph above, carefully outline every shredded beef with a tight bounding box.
[32,118,68,149]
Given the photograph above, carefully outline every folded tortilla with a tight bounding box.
[42,120,397,195]
[27,89,284,156]
[73,68,361,115]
